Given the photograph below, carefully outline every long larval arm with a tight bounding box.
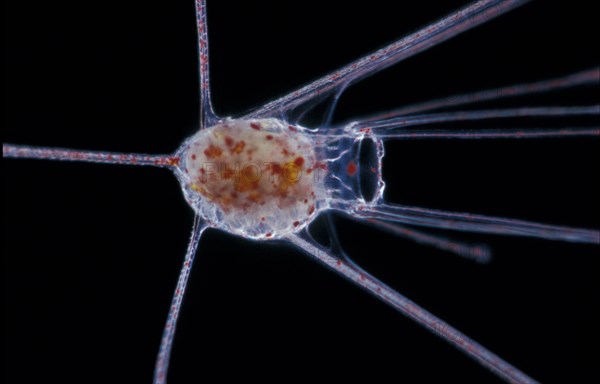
[246,0,530,119]
[154,216,207,384]
[288,232,539,384]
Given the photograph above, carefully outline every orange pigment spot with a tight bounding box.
[231,141,246,154]
[204,145,222,158]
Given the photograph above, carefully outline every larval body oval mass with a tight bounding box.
[176,118,326,239]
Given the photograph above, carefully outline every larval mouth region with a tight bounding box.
[176,118,327,239]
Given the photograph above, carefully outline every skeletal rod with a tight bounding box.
[2,144,178,169]
[289,233,539,384]
[246,0,530,119]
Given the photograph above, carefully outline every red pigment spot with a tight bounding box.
[308,205,315,215]
[200,168,206,174]
[346,161,357,176]
[282,148,290,156]
[250,123,261,130]
[266,135,273,140]
[261,217,265,221]
[294,157,304,167]
[265,232,272,238]
[359,127,371,134]
[155,156,180,167]
[336,260,342,266]
[304,199,308,203]
[293,221,300,227]
[204,145,222,158]
[272,163,282,174]
[191,154,197,160]
[288,125,297,132]
[225,136,234,146]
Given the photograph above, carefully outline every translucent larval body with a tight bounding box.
[177,119,325,238]
[175,118,386,239]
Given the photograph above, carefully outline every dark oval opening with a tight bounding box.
[358,137,380,203]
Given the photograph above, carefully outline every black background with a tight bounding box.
[4,1,598,383]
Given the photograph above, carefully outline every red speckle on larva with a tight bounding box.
[346,161,357,176]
